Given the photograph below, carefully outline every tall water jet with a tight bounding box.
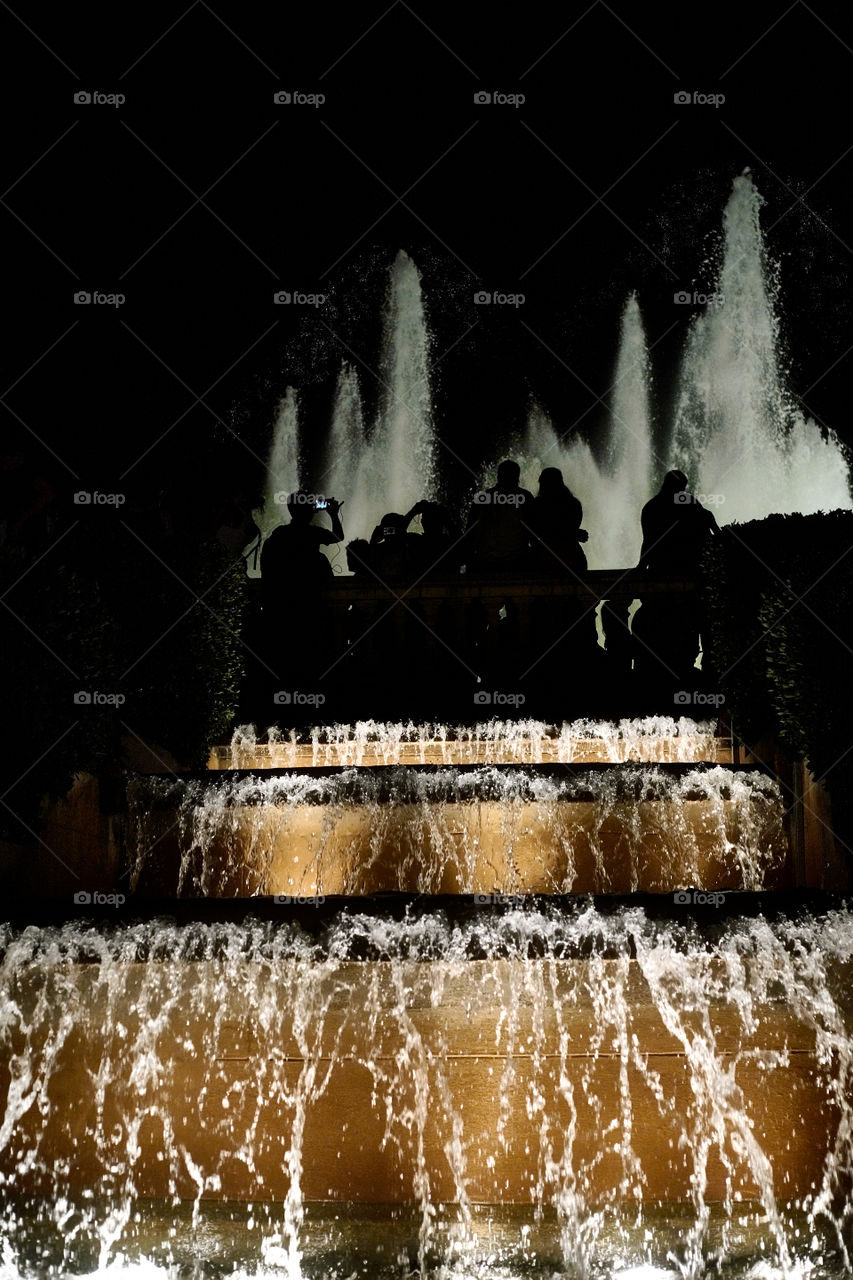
[247,386,301,576]
[506,293,655,568]
[602,292,655,567]
[670,171,852,522]
[368,249,436,519]
[312,252,437,557]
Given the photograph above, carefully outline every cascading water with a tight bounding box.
[670,172,852,522]
[1,907,851,1278]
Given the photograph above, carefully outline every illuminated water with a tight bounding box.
[0,906,851,1277]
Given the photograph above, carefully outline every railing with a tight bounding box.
[244,571,707,722]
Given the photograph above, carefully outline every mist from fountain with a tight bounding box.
[246,386,301,577]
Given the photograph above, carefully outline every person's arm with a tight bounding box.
[322,498,344,543]
[403,499,427,528]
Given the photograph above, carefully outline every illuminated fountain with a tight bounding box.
[2,181,853,1278]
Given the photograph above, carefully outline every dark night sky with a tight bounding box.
[4,1,853,516]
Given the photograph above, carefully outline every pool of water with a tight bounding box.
[0,1199,847,1278]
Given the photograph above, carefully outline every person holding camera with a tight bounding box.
[261,491,344,592]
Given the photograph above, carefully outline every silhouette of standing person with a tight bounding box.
[260,492,344,693]
[634,471,719,690]
[528,467,589,574]
[465,460,534,574]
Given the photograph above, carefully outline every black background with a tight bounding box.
[4,0,853,521]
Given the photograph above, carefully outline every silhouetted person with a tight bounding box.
[638,470,719,576]
[261,492,344,594]
[465,460,534,573]
[635,471,719,690]
[528,467,589,574]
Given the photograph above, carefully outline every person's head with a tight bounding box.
[537,467,569,500]
[495,460,521,491]
[661,469,689,496]
[287,491,317,524]
[346,538,371,574]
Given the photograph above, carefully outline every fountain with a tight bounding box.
[2,180,853,1278]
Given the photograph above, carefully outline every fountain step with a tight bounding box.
[127,763,788,897]
[2,946,849,1206]
[208,727,735,771]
